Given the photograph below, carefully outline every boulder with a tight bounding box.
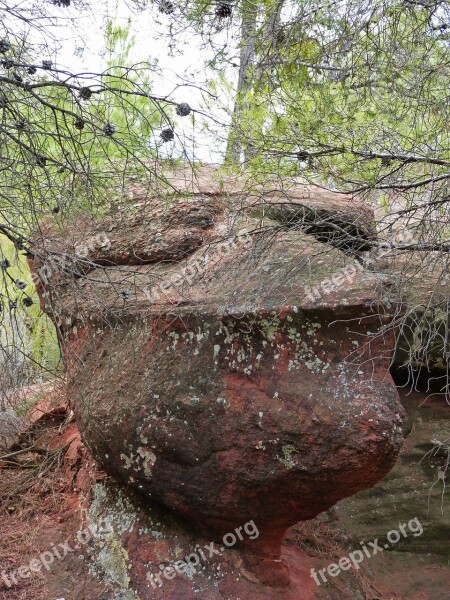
[31,167,404,591]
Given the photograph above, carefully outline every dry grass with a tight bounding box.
[0,416,67,600]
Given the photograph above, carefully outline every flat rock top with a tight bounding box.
[31,166,382,323]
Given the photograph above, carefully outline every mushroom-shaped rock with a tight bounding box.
[31,168,404,589]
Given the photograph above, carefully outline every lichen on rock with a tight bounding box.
[32,167,406,595]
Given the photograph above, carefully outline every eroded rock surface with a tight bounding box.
[32,167,404,591]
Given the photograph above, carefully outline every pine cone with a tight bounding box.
[74,117,85,130]
[79,87,92,100]
[160,127,174,142]
[15,279,27,291]
[176,102,191,117]
[297,150,310,161]
[102,122,116,137]
[42,60,53,70]
[216,2,232,18]
[159,0,175,14]
[0,40,10,54]
[23,297,33,307]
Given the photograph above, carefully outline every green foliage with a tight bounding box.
[0,16,167,233]
[0,236,61,379]
[0,11,175,381]
[236,2,450,194]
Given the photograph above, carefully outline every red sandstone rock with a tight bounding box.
[32,168,404,592]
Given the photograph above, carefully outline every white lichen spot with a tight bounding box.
[120,454,132,470]
[288,359,300,371]
[137,447,157,478]
[278,444,298,469]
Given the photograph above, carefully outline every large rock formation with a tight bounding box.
[31,166,405,595]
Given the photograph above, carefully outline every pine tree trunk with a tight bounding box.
[225,0,284,165]
[225,0,257,164]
